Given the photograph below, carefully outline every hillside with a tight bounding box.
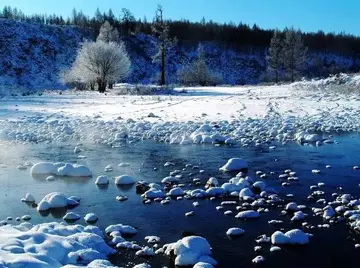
[0,19,359,94]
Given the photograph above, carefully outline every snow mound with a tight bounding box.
[220,158,248,172]
[38,192,79,210]
[163,236,216,266]
[31,162,92,177]
[235,210,260,219]
[226,228,245,236]
[114,175,136,185]
[95,175,109,185]
[168,187,185,197]
[0,222,115,267]
[84,213,98,223]
[105,224,137,236]
[271,229,310,245]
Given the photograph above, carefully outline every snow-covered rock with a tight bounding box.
[220,158,248,172]
[163,236,216,266]
[114,175,136,185]
[95,175,109,185]
[226,228,245,236]
[271,229,310,245]
[31,162,92,177]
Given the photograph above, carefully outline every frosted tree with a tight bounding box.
[97,21,120,43]
[266,30,283,83]
[283,28,307,82]
[65,40,130,93]
[152,5,177,85]
[178,44,221,86]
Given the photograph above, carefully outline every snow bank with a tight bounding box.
[0,222,115,267]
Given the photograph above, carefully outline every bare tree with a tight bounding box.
[64,40,130,93]
[152,5,176,86]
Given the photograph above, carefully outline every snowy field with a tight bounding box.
[1,79,360,267]
[1,83,360,123]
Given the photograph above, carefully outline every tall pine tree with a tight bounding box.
[266,30,283,83]
[283,28,307,82]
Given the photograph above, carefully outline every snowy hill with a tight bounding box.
[0,19,359,94]
[0,19,93,93]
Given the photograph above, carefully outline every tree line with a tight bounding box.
[1,5,360,56]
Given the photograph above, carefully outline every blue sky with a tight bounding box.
[1,0,358,35]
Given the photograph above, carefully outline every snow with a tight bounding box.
[38,192,78,210]
[95,175,109,185]
[142,188,166,199]
[114,175,136,185]
[193,262,214,268]
[30,162,92,177]
[135,246,155,257]
[226,228,245,236]
[163,236,216,267]
[105,224,137,235]
[235,210,260,219]
[168,187,185,197]
[0,222,115,267]
[271,229,310,245]
[63,212,81,221]
[2,80,360,152]
[21,193,35,203]
[220,158,248,172]
[84,213,98,223]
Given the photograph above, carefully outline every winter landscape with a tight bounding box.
[1,1,360,268]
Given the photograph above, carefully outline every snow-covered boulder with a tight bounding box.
[235,210,260,219]
[38,192,78,210]
[142,189,166,199]
[114,175,136,185]
[95,175,109,185]
[21,193,35,203]
[168,187,185,197]
[271,229,310,245]
[226,228,245,236]
[105,224,137,236]
[84,213,98,223]
[63,212,81,221]
[220,158,248,172]
[31,162,92,177]
[163,236,216,267]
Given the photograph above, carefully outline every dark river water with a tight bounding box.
[0,135,360,267]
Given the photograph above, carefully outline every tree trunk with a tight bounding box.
[90,82,95,91]
[108,82,113,89]
[98,80,107,93]
[160,44,166,86]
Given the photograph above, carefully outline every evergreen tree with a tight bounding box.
[152,5,176,85]
[178,43,221,86]
[266,30,283,83]
[283,28,308,82]
[97,21,120,43]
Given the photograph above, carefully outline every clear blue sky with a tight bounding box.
[1,0,358,36]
